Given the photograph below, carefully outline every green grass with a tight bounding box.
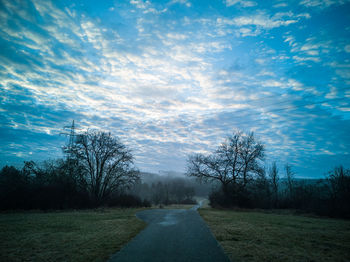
[0,208,146,262]
[199,208,350,262]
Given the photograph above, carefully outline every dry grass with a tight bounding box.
[199,208,350,262]
[0,208,146,262]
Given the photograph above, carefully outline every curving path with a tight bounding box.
[107,202,230,262]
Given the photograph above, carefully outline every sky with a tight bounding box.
[0,0,349,178]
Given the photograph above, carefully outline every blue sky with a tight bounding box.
[0,0,349,177]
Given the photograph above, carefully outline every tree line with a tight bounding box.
[1,126,349,217]
[187,131,350,218]
[131,177,196,206]
[0,129,147,210]
[0,126,199,210]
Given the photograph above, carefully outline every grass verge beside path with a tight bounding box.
[199,208,350,262]
[0,208,146,262]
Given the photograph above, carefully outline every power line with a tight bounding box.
[60,120,83,159]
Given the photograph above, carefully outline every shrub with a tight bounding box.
[107,194,148,208]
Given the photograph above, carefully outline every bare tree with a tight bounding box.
[327,166,350,216]
[69,130,139,205]
[251,168,271,208]
[187,131,264,195]
[239,132,265,186]
[285,163,295,199]
[268,162,279,207]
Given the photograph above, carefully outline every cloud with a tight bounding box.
[273,2,288,8]
[345,45,350,53]
[283,34,333,65]
[216,12,301,31]
[0,0,349,176]
[169,0,192,7]
[130,0,168,14]
[225,0,257,7]
[299,0,350,8]
[325,86,338,99]
[292,55,320,63]
[130,0,149,9]
[211,10,310,38]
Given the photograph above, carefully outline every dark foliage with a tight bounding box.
[0,162,90,211]
[129,175,197,206]
[107,194,151,208]
[209,183,252,208]
[187,131,350,218]
[179,198,197,205]
[208,165,350,219]
[326,166,350,217]
[0,165,32,210]
[149,180,196,205]
[0,161,148,210]
[0,129,143,210]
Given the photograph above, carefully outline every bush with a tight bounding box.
[209,184,252,208]
[0,163,91,211]
[0,165,31,210]
[179,198,197,205]
[107,194,149,208]
[208,166,350,219]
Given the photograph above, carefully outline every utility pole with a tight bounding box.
[68,120,75,151]
[61,120,78,159]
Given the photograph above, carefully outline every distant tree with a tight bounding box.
[0,165,31,210]
[268,162,279,207]
[69,130,139,205]
[250,168,271,208]
[151,182,166,205]
[326,165,350,217]
[22,159,90,209]
[183,186,195,201]
[187,131,264,206]
[284,163,295,200]
[168,178,196,203]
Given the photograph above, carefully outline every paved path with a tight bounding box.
[108,203,230,262]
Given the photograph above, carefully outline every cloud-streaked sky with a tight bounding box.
[1,0,349,177]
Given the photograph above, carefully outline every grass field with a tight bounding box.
[199,208,350,262]
[0,208,146,262]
